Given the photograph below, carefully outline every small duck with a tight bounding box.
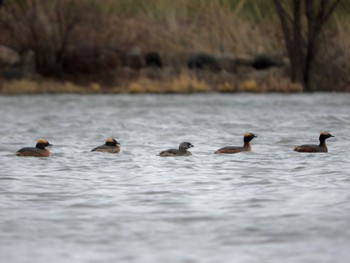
[294,131,334,153]
[16,138,52,157]
[215,133,257,154]
[159,142,193,157]
[91,137,121,153]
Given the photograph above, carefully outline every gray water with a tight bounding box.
[0,94,349,263]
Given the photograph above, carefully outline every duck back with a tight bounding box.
[294,144,327,153]
[159,149,192,157]
[16,147,51,157]
[215,146,246,154]
[91,145,121,153]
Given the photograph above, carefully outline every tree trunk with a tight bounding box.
[273,0,341,92]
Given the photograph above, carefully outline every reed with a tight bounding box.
[125,72,212,94]
[0,79,101,94]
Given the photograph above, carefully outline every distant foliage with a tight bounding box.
[1,0,350,92]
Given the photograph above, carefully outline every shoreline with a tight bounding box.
[0,72,305,95]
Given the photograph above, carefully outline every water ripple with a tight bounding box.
[1,94,350,263]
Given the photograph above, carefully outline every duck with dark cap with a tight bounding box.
[159,142,193,157]
[215,133,257,154]
[294,131,334,153]
[16,138,52,157]
[91,137,121,153]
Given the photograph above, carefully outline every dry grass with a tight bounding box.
[124,72,212,94]
[136,2,282,58]
[0,69,309,94]
[311,20,350,92]
[0,0,282,73]
[0,79,102,94]
[239,70,303,93]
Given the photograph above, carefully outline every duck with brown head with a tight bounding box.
[159,142,193,157]
[215,133,257,154]
[16,138,52,157]
[91,137,121,153]
[294,131,334,153]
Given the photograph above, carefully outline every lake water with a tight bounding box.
[0,93,349,263]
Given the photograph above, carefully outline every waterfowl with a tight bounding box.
[294,131,334,153]
[16,138,52,157]
[215,133,257,154]
[91,137,121,153]
[159,142,193,157]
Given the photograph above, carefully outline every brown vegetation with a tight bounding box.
[0,0,349,93]
[273,0,342,92]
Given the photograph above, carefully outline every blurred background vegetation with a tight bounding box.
[0,0,349,93]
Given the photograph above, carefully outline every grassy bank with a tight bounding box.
[0,71,303,94]
[1,0,350,93]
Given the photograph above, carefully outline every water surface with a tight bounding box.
[0,94,349,263]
